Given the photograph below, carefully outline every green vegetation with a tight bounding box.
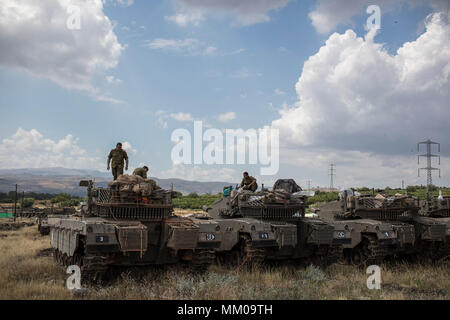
[173,193,222,209]
[0,192,84,208]
[21,198,35,208]
[0,192,55,201]
[49,193,83,207]
[352,186,450,200]
[307,191,339,206]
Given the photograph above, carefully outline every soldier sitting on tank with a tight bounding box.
[238,172,258,192]
[107,142,129,180]
[133,166,149,179]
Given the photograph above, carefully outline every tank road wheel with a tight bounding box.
[231,234,266,269]
[53,249,61,264]
[351,234,388,267]
[312,246,343,267]
[55,249,65,266]
[192,249,215,272]
[425,242,450,262]
[72,253,83,267]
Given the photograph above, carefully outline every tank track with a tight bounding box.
[80,255,109,284]
[435,242,450,261]
[312,245,342,267]
[421,241,450,261]
[53,249,108,284]
[239,234,266,268]
[351,234,389,266]
[365,234,390,264]
[192,249,215,272]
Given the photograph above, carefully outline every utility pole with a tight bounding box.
[306,180,312,191]
[418,139,440,188]
[21,191,25,216]
[13,184,17,222]
[329,164,336,190]
[402,180,404,190]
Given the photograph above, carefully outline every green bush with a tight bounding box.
[173,192,183,198]
[307,192,338,206]
[187,192,199,198]
[51,193,72,204]
[21,198,35,208]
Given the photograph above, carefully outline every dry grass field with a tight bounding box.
[0,220,449,300]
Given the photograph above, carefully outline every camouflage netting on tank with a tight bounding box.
[356,194,418,209]
[108,174,162,201]
[421,196,450,217]
[238,189,305,207]
[337,193,419,220]
[272,179,302,193]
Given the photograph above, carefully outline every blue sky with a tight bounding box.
[0,0,449,188]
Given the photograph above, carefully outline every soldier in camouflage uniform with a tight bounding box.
[107,142,129,180]
[239,172,258,192]
[133,166,149,179]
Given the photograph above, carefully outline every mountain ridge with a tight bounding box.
[0,168,233,196]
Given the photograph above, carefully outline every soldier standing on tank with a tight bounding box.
[107,142,129,180]
[239,172,258,192]
[133,166,149,179]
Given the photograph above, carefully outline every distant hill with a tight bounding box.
[0,167,110,177]
[0,168,233,196]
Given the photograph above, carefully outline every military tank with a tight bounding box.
[415,191,450,260]
[318,190,417,266]
[38,207,75,236]
[202,185,278,267]
[205,179,348,266]
[48,175,220,284]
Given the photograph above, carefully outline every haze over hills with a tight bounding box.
[0,168,233,196]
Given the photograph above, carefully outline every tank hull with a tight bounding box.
[319,200,417,265]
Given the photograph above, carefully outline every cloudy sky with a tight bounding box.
[0,0,449,189]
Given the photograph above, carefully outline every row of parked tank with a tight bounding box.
[44,176,450,284]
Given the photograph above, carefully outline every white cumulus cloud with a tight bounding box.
[121,141,136,156]
[170,112,195,122]
[165,11,205,27]
[0,0,124,100]
[144,38,217,56]
[0,128,103,170]
[309,0,449,34]
[274,88,286,95]
[270,11,450,187]
[105,0,134,7]
[273,12,450,151]
[106,75,123,85]
[169,0,292,26]
[218,112,236,123]
[162,164,237,182]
